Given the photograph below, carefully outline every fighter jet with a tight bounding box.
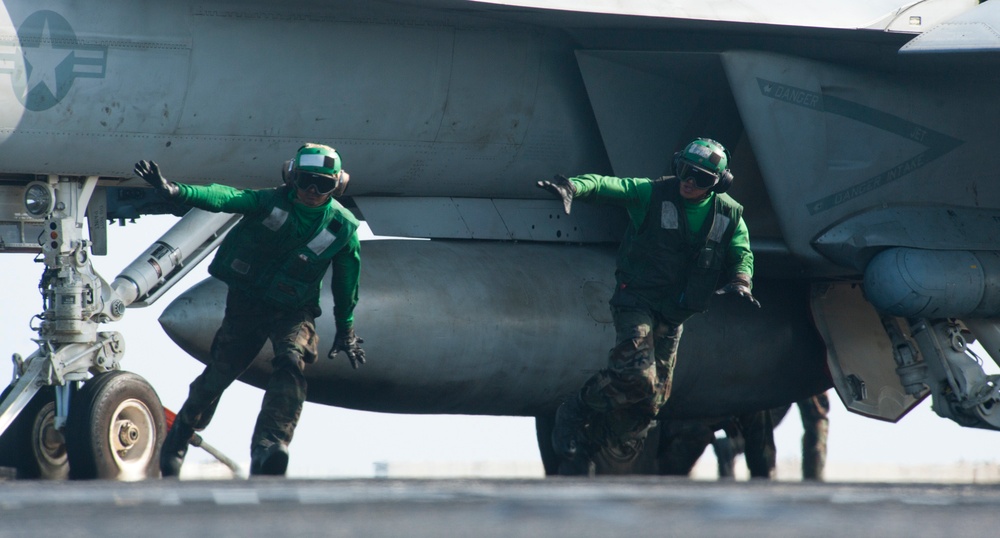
[0,0,998,478]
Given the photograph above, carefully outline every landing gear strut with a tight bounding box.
[0,176,238,480]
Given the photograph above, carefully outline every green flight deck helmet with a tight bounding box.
[285,143,347,195]
[295,143,341,177]
[672,138,734,193]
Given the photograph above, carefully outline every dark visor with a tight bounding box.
[295,172,338,195]
[677,162,718,189]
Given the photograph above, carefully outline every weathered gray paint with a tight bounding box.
[0,0,998,445]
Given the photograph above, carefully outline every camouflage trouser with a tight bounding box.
[798,391,830,480]
[579,306,683,451]
[175,288,319,451]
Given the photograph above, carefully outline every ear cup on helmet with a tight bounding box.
[332,171,349,197]
[714,169,734,193]
[712,142,734,193]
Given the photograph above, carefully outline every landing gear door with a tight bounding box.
[810,282,928,422]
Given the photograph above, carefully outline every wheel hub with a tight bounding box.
[116,419,140,449]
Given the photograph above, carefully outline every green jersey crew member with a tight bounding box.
[134,143,366,477]
[537,138,759,475]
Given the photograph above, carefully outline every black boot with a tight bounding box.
[712,437,737,479]
[250,442,289,476]
[606,430,649,464]
[552,395,591,461]
[160,421,194,478]
[557,455,596,476]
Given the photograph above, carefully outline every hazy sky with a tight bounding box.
[2,215,998,479]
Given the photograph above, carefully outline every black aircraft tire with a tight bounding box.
[0,386,68,479]
[25,396,70,479]
[0,384,16,469]
[533,414,560,476]
[66,371,166,480]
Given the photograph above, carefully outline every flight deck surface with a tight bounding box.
[0,477,996,537]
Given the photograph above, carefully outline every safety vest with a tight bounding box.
[209,188,359,311]
[614,177,743,319]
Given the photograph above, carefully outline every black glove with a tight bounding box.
[134,160,179,197]
[715,273,761,308]
[328,328,366,369]
[535,174,577,215]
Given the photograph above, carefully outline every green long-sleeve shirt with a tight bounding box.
[175,183,361,330]
[569,174,754,280]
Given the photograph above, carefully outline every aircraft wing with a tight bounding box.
[901,0,1000,52]
[469,0,977,32]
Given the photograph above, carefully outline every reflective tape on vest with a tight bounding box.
[660,202,679,230]
[707,214,731,243]
[262,207,289,231]
[307,228,337,255]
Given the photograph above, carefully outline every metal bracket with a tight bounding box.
[907,318,1000,430]
[0,352,47,438]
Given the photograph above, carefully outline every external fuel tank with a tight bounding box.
[159,239,830,419]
